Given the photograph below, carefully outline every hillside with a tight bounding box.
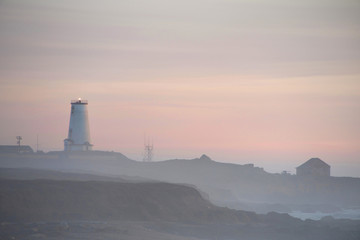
[0,179,254,223]
[0,178,359,240]
[1,152,360,211]
[0,167,150,182]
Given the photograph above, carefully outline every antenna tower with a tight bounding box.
[143,136,153,162]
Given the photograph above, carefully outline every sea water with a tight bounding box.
[288,208,360,220]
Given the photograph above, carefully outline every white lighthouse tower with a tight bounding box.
[64,98,93,151]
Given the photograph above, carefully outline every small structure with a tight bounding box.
[0,145,34,154]
[64,98,93,151]
[296,158,330,177]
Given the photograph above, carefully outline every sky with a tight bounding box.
[0,0,359,177]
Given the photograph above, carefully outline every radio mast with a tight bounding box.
[143,136,153,162]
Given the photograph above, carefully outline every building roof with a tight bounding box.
[296,158,330,169]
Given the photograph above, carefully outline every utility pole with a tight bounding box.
[36,134,39,152]
[16,136,22,153]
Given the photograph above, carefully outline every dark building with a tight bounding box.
[0,145,34,154]
[296,158,330,177]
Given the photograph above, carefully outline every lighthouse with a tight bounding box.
[64,98,93,151]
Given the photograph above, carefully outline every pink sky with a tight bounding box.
[0,0,359,176]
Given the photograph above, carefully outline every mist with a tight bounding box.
[1,0,360,176]
[1,0,360,239]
